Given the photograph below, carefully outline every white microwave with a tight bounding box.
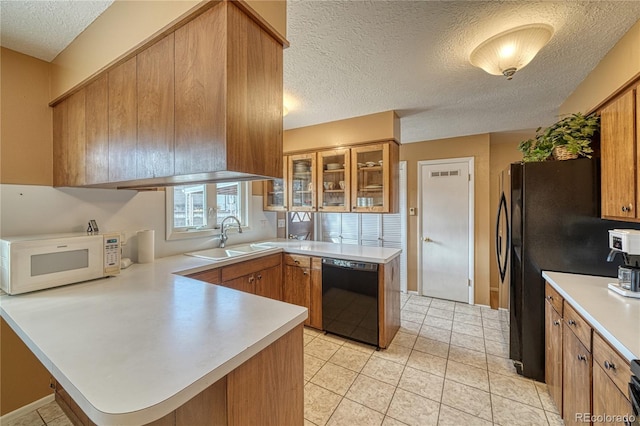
[0,233,121,295]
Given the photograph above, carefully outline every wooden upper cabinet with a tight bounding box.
[263,158,288,211]
[226,2,283,179]
[174,5,227,176]
[51,1,284,188]
[317,149,351,213]
[85,76,109,185]
[288,153,317,211]
[53,90,86,187]
[137,34,175,179]
[175,2,283,178]
[600,88,637,220]
[351,141,399,213]
[108,57,137,182]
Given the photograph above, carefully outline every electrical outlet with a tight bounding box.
[277,219,286,228]
[409,207,417,216]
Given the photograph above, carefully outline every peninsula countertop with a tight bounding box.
[0,253,307,425]
[0,240,400,425]
[542,271,640,361]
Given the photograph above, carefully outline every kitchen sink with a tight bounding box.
[185,243,276,261]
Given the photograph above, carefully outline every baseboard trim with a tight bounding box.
[0,393,54,424]
[407,290,419,295]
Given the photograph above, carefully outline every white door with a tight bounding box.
[419,159,472,303]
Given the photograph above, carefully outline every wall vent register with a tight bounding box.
[430,170,460,178]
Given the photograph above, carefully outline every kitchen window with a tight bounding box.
[165,182,250,240]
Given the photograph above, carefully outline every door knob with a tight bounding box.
[423,237,432,242]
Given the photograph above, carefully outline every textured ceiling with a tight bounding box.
[283,1,640,143]
[0,0,113,62]
[2,1,639,145]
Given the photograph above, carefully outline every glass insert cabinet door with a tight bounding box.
[351,143,390,213]
[317,149,350,213]
[263,160,288,211]
[288,153,316,211]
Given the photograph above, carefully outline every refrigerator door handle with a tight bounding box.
[496,192,510,283]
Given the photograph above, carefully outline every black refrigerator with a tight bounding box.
[498,158,640,382]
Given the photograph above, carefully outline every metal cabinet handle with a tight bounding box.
[257,274,262,280]
[294,259,300,264]
[248,276,255,283]
[546,295,553,301]
[303,271,308,276]
[622,205,632,212]
[319,206,323,210]
[423,237,432,242]
[553,320,560,326]
[568,320,576,326]
[604,360,615,370]
[577,354,587,361]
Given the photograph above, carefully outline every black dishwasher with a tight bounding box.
[322,258,379,347]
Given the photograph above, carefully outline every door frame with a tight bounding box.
[417,157,475,304]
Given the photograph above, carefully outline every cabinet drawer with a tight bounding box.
[593,332,631,398]
[188,268,222,284]
[221,254,282,282]
[284,254,311,268]
[545,282,563,315]
[564,302,592,351]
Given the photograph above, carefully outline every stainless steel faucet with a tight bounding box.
[219,216,242,248]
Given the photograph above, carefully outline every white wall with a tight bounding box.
[0,185,277,262]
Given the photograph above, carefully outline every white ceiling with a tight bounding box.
[283,1,640,143]
[1,1,639,144]
[0,0,113,62]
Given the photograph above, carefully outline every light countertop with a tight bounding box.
[0,240,399,424]
[257,239,401,263]
[0,254,307,425]
[542,271,640,361]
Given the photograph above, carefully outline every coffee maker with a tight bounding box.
[607,229,640,297]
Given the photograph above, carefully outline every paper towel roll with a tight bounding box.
[137,230,155,264]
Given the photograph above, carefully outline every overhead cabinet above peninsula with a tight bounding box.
[53,1,284,189]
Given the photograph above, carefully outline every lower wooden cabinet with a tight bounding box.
[545,281,634,426]
[593,362,633,426]
[187,254,282,300]
[283,254,322,329]
[223,274,256,293]
[309,258,322,330]
[562,324,592,426]
[255,265,283,300]
[545,298,563,415]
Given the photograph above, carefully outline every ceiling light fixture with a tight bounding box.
[469,23,554,80]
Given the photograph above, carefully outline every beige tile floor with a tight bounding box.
[303,293,563,426]
[6,294,561,426]
[4,400,72,426]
